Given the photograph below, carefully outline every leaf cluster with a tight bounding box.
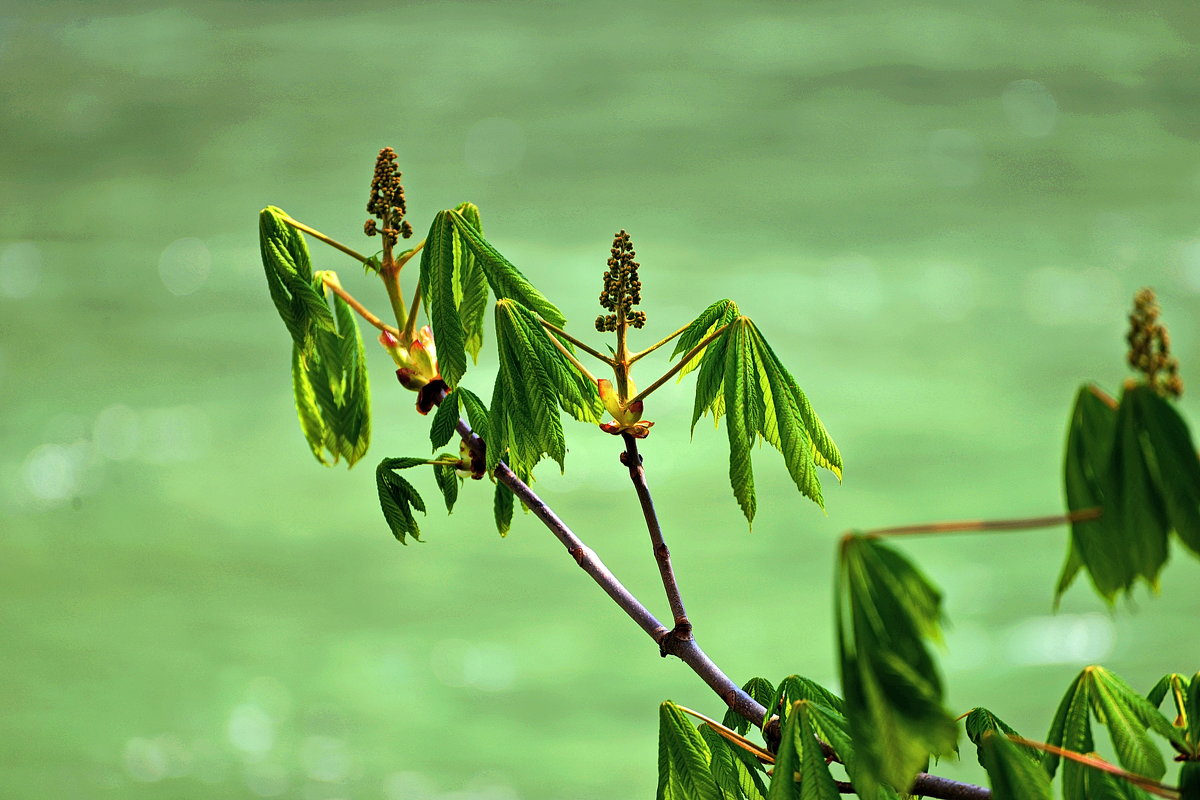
[261,207,370,465]
[675,301,842,525]
[1061,383,1200,603]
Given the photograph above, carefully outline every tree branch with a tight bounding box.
[620,433,691,641]
[448,413,992,800]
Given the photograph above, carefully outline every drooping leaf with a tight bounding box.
[1125,385,1200,557]
[1109,387,1171,592]
[977,732,1054,800]
[965,708,1041,767]
[430,389,461,450]
[433,455,460,513]
[1145,673,1189,722]
[447,210,567,328]
[419,210,468,388]
[452,202,490,362]
[724,678,777,734]
[698,725,764,800]
[725,319,760,524]
[375,457,429,543]
[291,291,371,467]
[458,386,491,444]
[258,206,335,353]
[770,676,846,720]
[837,535,958,795]
[658,702,722,800]
[494,480,514,537]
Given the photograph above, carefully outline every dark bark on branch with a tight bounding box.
[620,433,691,642]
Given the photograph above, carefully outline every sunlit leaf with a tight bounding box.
[419,210,468,388]
[258,206,335,353]
[837,535,958,795]
[658,702,722,800]
[292,343,331,465]
[453,203,490,362]
[376,457,428,543]
[448,210,566,328]
[673,299,740,381]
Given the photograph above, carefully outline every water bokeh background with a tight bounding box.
[3,2,1200,797]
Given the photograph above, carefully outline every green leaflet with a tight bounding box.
[376,457,429,543]
[459,386,491,444]
[292,292,371,466]
[494,481,514,537]
[419,210,468,388]
[673,299,741,381]
[836,536,958,795]
[448,209,567,328]
[767,701,840,800]
[259,206,335,354]
[964,708,1040,767]
[1045,666,1185,800]
[977,732,1054,800]
[430,389,461,450]
[1124,385,1200,557]
[768,676,846,722]
[433,454,460,513]
[489,299,602,476]
[723,677,777,734]
[698,725,767,800]
[682,313,840,524]
[1181,761,1200,800]
[1110,387,1171,592]
[658,702,722,800]
[453,203,490,362]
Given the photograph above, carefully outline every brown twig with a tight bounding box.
[621,433,691,642]
[860,507,1102,538]
[1011,735,1180,799]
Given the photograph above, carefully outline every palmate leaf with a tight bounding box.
[769,676,846,722]
[494,481,514,537]
[375,457,429,543]
[1109,387,1171,591]
[1123,385,1200,557]
[292,292,371,467]
[836,536,958,795]
[447,209,567,328]
[259,206,335,353]
[432,453,460,513]
[430,389,461,450]
[1045,666,1185,800]
[658,702,722,800]
[673,299,741,382]
[684,312,841,525]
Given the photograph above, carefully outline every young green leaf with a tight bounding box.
[837,535,958,795]
[490,299,602,476]
[698,726,763,800]
[725,319,760,523]
[769,676,846,721]
[292,343,331,465]
[447,210,567,328]
[977,732,1054,800]
[494,481,514,537]
[433,457,460,513]
[459,386,490,443]
[658,702,722,800]
[767,701,841,800]
[376,457,429,543]
[259,206,335,353]
[452,202,490,362]
[1109,387,1171,592]
[430,389,461,450]
[965,708,1041,767]
[672,299,740,381]
[419,210,468,388]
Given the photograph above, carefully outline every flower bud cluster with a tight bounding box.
[595,230,646,332]
[365,147,414,242]
[1127,288,1183,398]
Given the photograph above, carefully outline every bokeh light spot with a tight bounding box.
[22,443,79,502]
[1002,79,1058,138]
[122,737,170,783]
[1004,613,1115,665]
[159,237,212,296]
[93,404,142,461]
[228,703,275,758]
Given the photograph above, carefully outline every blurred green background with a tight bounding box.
[3,1,1200,797]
